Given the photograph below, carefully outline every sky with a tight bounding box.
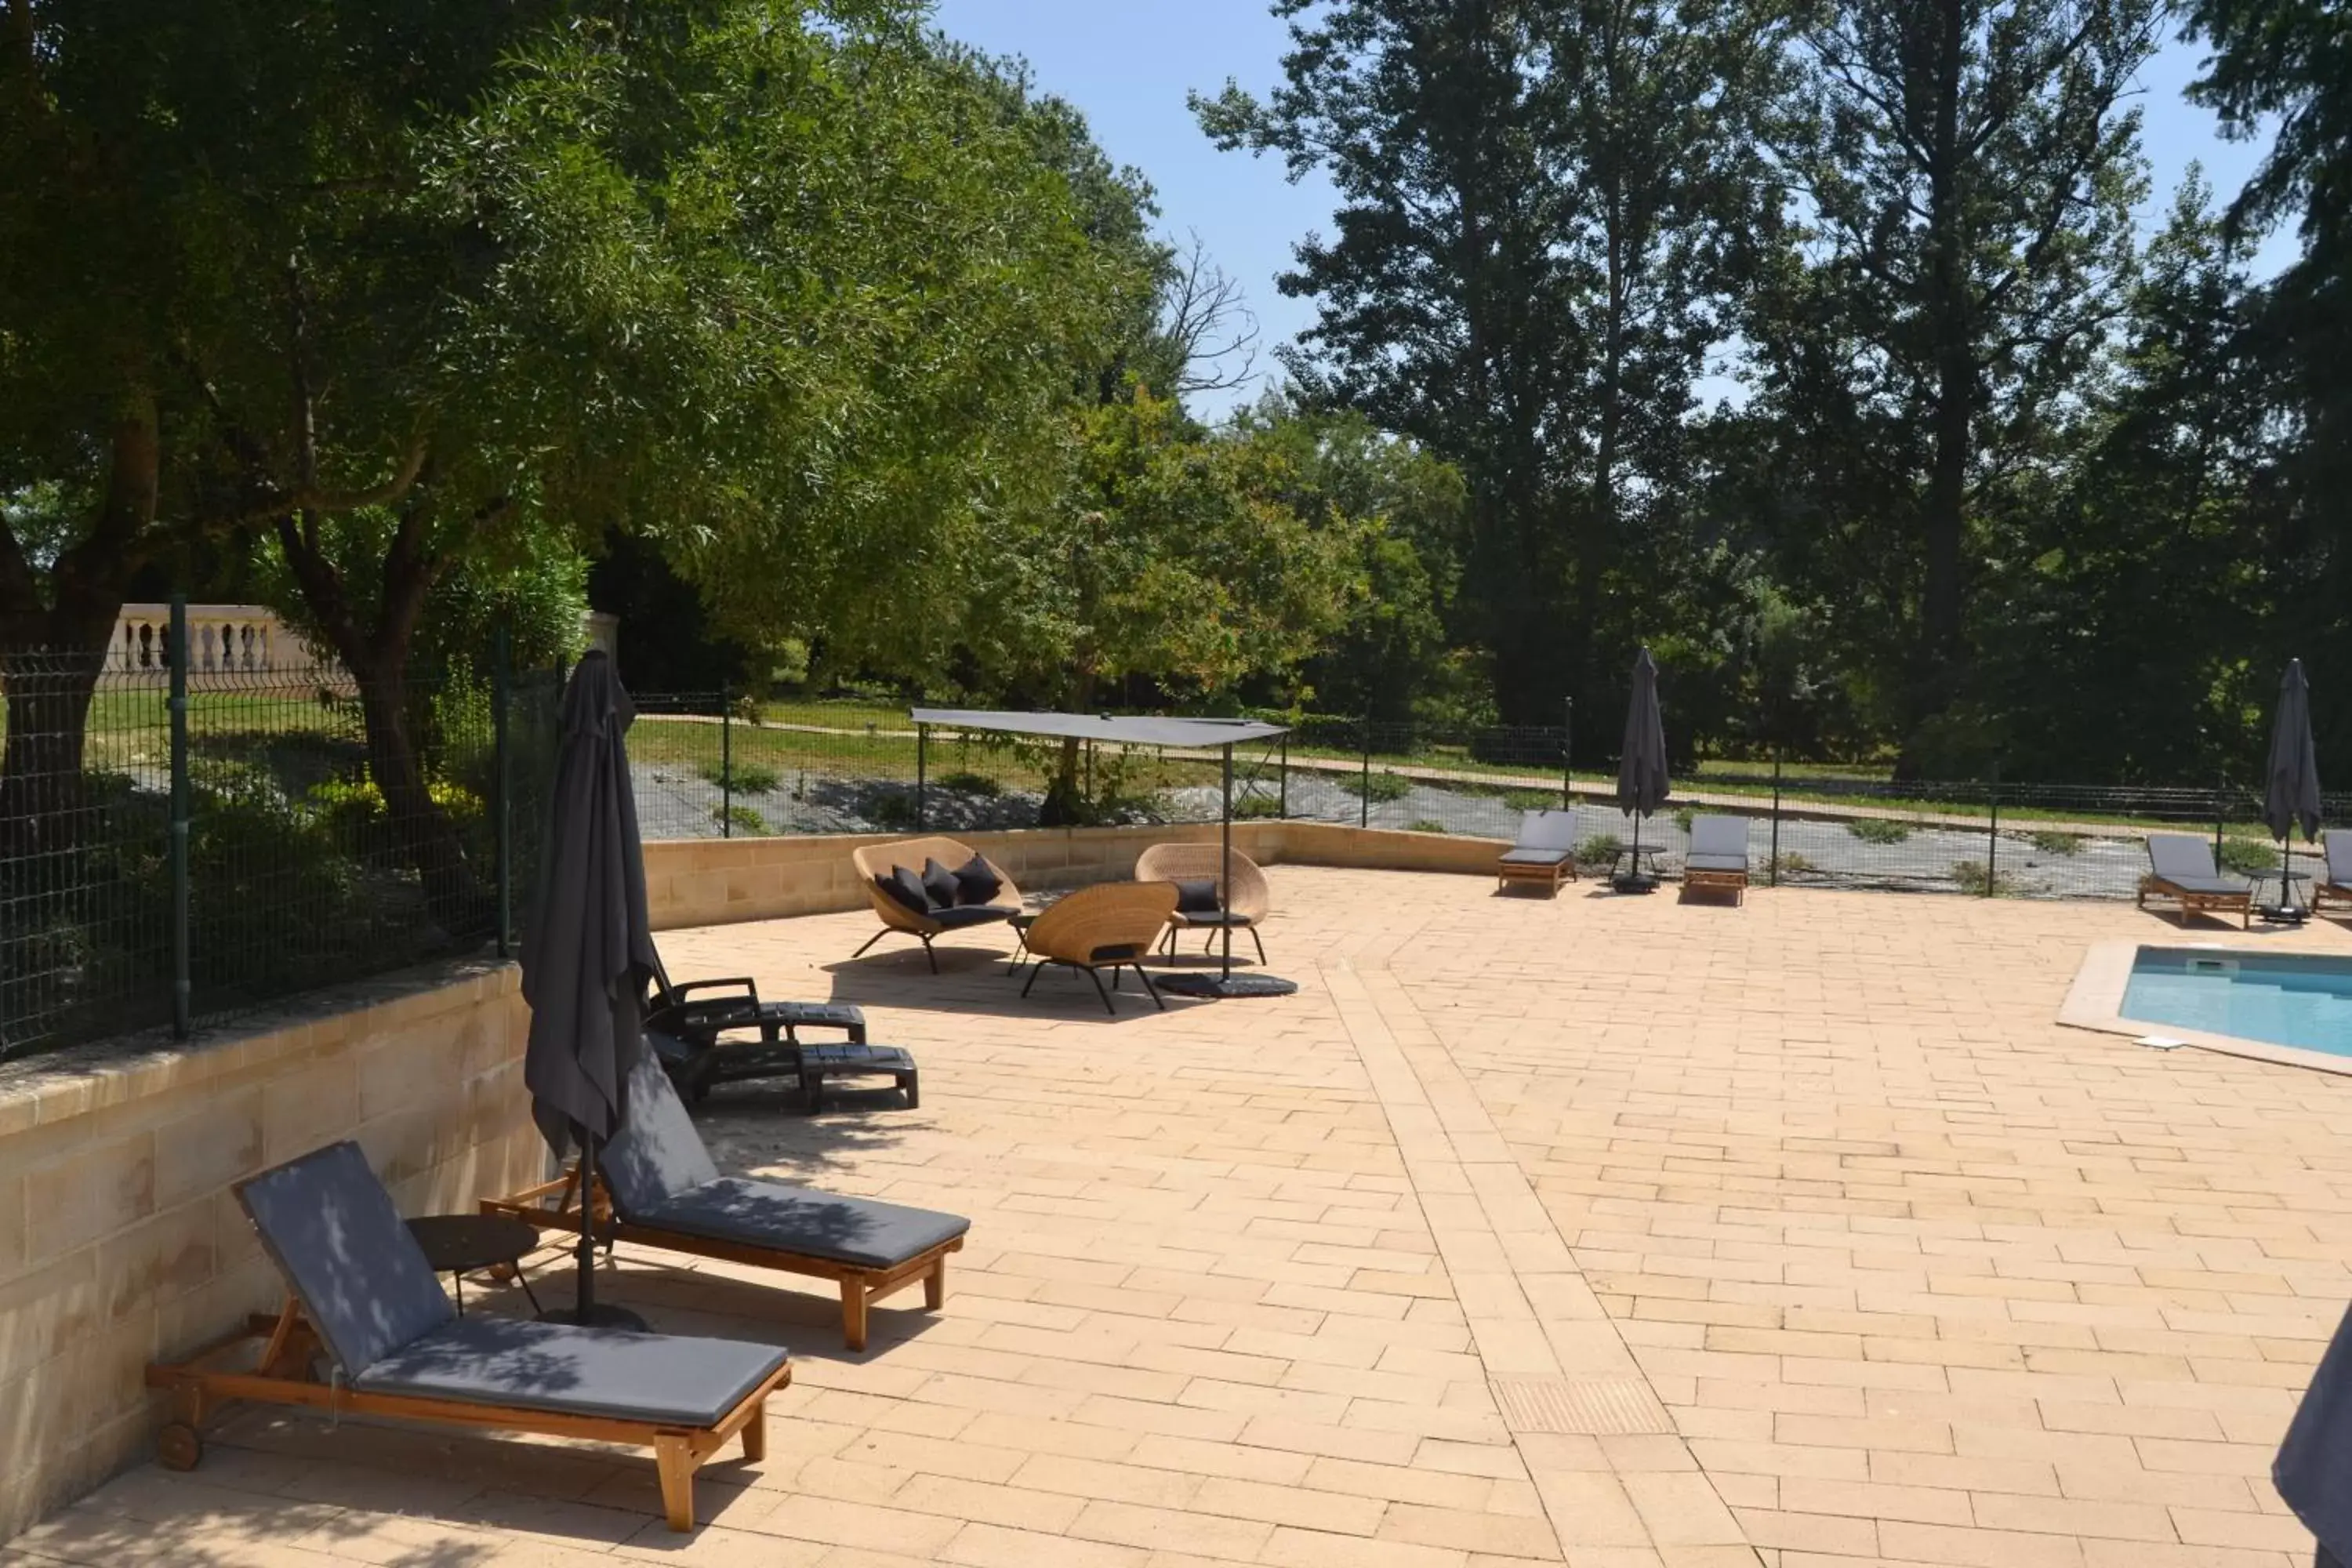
[931,0,2293,417]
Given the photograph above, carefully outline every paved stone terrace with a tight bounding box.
[13,870,2352,1568]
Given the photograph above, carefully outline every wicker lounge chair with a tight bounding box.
[2140,833,2253,928]
[2317,830,2352,918]
[1682,815,1751,903]
[146,1142,789,1533]
[1497,809,1579,894]
[849,836,1022,971]
[1134,841,1271,963]
[485,1056,968,1352]
[644,944,869,1102]
[1018,880,1179,1015]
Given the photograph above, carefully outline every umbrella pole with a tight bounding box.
[1222,743,1234,982]
[577,1134,601,1316]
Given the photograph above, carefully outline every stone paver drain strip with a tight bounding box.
[1324,960,1758,1566]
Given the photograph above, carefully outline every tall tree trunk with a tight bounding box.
[0,389,159,858]
[1918,0,1970,710]
[274,506,485,933]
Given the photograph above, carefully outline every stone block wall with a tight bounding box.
[0,961,543,1540]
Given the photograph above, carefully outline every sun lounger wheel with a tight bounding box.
[158,1421,204,1472]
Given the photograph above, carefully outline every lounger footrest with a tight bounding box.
[797,1044,919,1112]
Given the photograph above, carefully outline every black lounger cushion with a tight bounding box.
[952,854,1002,906]
[921,858,962,910]
[626,1177,971,1272]
[877,866,930,916]
[1498,848,1572,866]
[354,1316,787,1427]
[1173,878,1221,914]
[604,1056,724,1218]
[234,1142,456,1374]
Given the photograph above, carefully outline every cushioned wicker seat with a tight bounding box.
[1018,880,1180,1014]
[849,837,1022,971]
[1134,842,1271,963]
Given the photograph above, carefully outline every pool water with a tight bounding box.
[2121,950,2352,1057]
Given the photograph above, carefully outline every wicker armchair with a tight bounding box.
[1018,881,1179,1015]
[850,836,1023,971]
[1133,841,1272,964]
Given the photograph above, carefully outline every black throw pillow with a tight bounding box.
[877,866,930,916]
[953,852,1004,906]
[1174,877,1221,914]
[921,857,961,910]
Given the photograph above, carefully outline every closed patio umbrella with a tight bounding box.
[1616,648,1670,892]
[2277,1300,2352,1567]
[520,649,658,1326]
[2262,658,2322,920]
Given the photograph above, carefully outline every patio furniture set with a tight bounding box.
[1495,808,1756,902]
[852,833,1277,1015]
[2140,828,2352,928]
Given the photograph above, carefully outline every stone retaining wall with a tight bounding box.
[0,961,542,1539]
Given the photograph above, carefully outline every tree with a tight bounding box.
[1196,0,1791,726]
[1756,0,2161,769]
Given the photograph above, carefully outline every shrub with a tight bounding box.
[713,804,771,836]
[1672,805,1696,835]
[1770,851,1817,877]
[695,758,781,795]
[868,791,920,830]
[1501,788,1557,811]
[1339,769,1413,803]
[1846,817,1911,844]
[1576,833,1623,867]
[2027,829,2083,856]
[1951,860,2014,896]
[1410,818,1447,833]
[1233,793,1284,820]
[934,770,1001,797]
[2217,837,2278,877]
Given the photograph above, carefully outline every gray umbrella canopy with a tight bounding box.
[521,651,658,1157]
[2264,659,2322,843]
[1617,648,1670,818]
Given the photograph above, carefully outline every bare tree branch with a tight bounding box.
[1160,231,1262,398]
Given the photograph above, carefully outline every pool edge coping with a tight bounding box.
[2060,938,2352,1077]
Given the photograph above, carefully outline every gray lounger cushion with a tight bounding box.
[236,1141,456,1374]
[1499,848,1571,866]
[2147,833,2244,891]
[626,1178,971,1271]
[1686,817,1750,862]
[354,1316,787,1427]
[1508,810,1577,853]
[606,1054,969,1269]
[1683,853,1748,873]
[2159,874,2248,895]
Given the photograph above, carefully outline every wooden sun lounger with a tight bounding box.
[144,1141,790,1534]
[485,1055,969,1352]
[1681,816,1752,904]
[2314,830,2352,917]
[1497,809,1579,895]
[145,1299,783,1532]
[2139,833,2253,928]
[482,1167,959,1352]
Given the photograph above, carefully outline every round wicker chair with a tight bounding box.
[1133,841,1271,964]
[1018,881,1179,1015]
[849,836,1023,972]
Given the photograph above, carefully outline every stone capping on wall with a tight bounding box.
[0,957,545,1544]
[641,818,1511,931]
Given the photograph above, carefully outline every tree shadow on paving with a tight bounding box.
[817,946,1218,1022]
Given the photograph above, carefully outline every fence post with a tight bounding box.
[2215,770,2227,864]
[916,723,929,831]
[1279,732,1288,820]
[1986,763,2001,897]
[493,626,511,958]
[1562,696,1574,810]
[1360,719,1371,829]
[169,597,191,1040]
[1769,750,1782,888]
[719,684,732,838]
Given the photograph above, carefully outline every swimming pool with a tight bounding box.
[2120,949,2352,1058]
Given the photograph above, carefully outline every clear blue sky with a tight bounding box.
[931,0,2290,416]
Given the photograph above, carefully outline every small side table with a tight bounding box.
[406,1214,544,1315]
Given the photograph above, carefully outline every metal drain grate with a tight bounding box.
[1492,1377,1675,1435]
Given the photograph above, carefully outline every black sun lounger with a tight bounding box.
[145,1142,790,1532]
[644,946,869,1102]
[487,1056,968,1351]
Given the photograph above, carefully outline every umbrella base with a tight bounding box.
[539,1302,651,1331]
[1154,972,1300,1000]
[1610,874,1660,895]
[2256,904,2309,927]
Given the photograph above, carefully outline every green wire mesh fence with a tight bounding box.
[0,623,559,1060]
